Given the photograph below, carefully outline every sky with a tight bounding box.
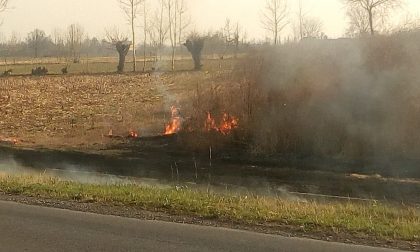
[0,0,420,41]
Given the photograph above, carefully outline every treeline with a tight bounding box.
[0,25,252,61]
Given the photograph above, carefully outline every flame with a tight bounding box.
[205,112,239,135]
[128,130,139,138]
[164,106,182,135]
[0,137,18,145]
[205,112,218,131]
[219,113,239,135]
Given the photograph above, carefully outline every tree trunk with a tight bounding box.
[274,30,278,45]
[143,2,147,72]
[368,9,374,35]
[118,51,127,73]
[192,53,202,70]
[116,42,131,73]
[131,2,137,72]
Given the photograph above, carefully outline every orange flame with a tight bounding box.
[205,112,218,132]
[164,106,182,135]
[205,112,239,135]
[0,137,18,145]
[128,130,139,138]
[219,113,239,135]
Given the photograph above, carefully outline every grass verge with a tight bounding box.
[0,173,418,242]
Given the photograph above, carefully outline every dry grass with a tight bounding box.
[0,173,418,242]
[0,58,236,75]
[0,72,212,148]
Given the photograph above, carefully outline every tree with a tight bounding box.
[184,34,204,70]
[119,0,143,72]
[66,24,84,62]
[297,0,305,40]
[260,0,288,45]
[26,29,47,58]
[148,0,169,60]
[52,28,65,58]
[293,1,323,40]
[0,0,8,13]
[106,28,131,73]
[177,0,191,45]
[345,5,371,37]
[343,0,403,35]
[224,20,241,58]
[166,0,177,71]
[142,0,148,72]
[302,17,324,38]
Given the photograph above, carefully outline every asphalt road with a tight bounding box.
[0,201,403,252]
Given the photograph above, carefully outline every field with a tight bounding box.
[0,70,221,149]
[1,41,420,250]
[0,57,236,75]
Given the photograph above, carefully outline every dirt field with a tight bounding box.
[0,71,218,149]
[0,57,236,75]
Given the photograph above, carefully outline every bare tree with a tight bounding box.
[302,17,324,38]
[0,0,7,12]
[177,0,191,45]
[66,24,84,62]
[142,0,148,71]
[345,5,371,37]
[297,0,305,40]
[260,0,288,45]
[224,20,241,58]
[166,0,178,71]
[106,28,131,73]
[148,0,169,60]
[52,28,65,59]
[392,13,420,33]
[184,34,204,70]
[119,0,143,72]
[26,29,47,58]
[343,0,403,35]
[224,18,232,41]
[7,31,20,59]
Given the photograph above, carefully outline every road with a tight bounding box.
[0,201,402,252]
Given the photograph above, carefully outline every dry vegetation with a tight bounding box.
[2,33,420,170]
[0,173,418,245]
[187,33,420,164]
[0,72,216,148]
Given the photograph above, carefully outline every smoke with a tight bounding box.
[237,32,420,175]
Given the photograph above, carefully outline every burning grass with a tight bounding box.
[0,173,418,243]
[0,72,209,148]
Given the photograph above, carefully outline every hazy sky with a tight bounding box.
[1,0,420,41]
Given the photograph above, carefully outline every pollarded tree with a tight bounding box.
[184,34,204,70]
[343,0,403,35]
[106,28,131,73]
[260,0,288,45]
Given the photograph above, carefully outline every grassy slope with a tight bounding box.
[0,174,418,242]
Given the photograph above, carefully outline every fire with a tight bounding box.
[205,112,218,131]
[164,106,182,135]
[219,113,239,135]
[0,137,18,145]
[205,112,239,135]
[128,130,139,138]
